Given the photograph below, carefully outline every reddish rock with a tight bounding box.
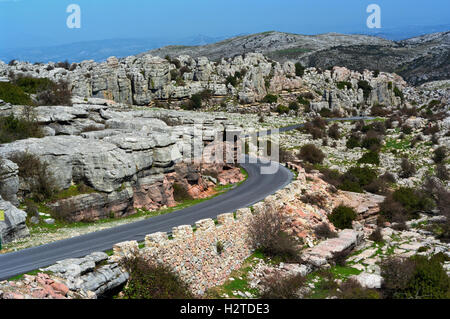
[51,282,69,296]
[31,289,48,299]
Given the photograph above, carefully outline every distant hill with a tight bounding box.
[144,31,450,85]
[1,28,449,85]
[0,35,228,64]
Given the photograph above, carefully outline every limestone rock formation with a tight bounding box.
[0,195,29,244]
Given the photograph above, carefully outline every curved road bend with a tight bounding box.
[0,156,293,280]
[0,116,372,280]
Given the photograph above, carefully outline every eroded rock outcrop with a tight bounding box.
[0,195,29,244]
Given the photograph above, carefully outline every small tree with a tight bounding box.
[328,205,357,229]
[298,144,325,164]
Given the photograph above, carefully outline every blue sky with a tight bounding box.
[0,0,449,49]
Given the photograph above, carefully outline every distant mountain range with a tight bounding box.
[0,34,229,64]
[1,25,449,85]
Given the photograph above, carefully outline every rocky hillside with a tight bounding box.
[143,31,450,85]
[0,52,408,112]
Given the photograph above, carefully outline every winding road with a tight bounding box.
[0,116,372,280]
[0,156,293,280]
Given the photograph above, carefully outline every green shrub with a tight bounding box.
[381,255,450,299]
[401,124,413,135]
[433,146,447,164]
[297,96,310,106]
[184,94,202,110]
[276,104,290,114]
[328,205,357,229]
[393,86,404,101]
[400,158,416,178]
[35,79,72,106]
[0,82,33,105]
[262,94,278,103]
[14,77,53,94]
[0,113,43,143]
[340,166,377,193]
[120,257,193,299]
[226,75,237,87]
[295,63,305,77]
[9,152,58,201]
[336,81,352,90]
[392,187,433,215]
[358,151,380,165]
[380,187,433,222]
[358,80,372,100]
[288,101,299,111]
[346,135,361,149]
[338,279,381,299]
[216,241,224,255]
[361,135,382,150]
[328,123,340,140]
[298,144,325,164]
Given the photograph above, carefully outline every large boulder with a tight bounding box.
[0,195,29,244]
[0,158,19,206]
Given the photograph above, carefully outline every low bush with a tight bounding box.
[248,203,301,262]
[400,158,416,178]
[314,223,338,240]
[260,273,306,299]
[340,166,377,193]
[0,113,43,143]
[262,94,278,103]
[183,94,202,110]
[358,151,380,165]
[361,131,382,151]
[328,123,340,140]
[379,187,433,222]
[298,144,325,164]
[120,257,193,299]
[369,227,384,243]
[338,279,380,299]
[328,205,357,229]
[358,80,372,100]
[381,255,450,299]
[346,134,361,149]
[297,95,310,106]
[13,76,53,94]
[276,104,290,114]
[294,63,305,77]
[336,81,352,90]
[301,193,328,210]
[433,146,447,164]
[9,152,58,201]
[36,79,72,106]
[401,124,413,135]
[0,82,33,105]
[436,164,449,181]
[288,101,299,111]
[393,86,404,101]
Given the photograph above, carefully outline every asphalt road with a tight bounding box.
[0,116,372,280]
[0,156,293,280]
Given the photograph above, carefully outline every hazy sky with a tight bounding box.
[1,0,449,49]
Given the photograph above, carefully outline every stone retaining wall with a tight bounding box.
[112,208,254,295]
